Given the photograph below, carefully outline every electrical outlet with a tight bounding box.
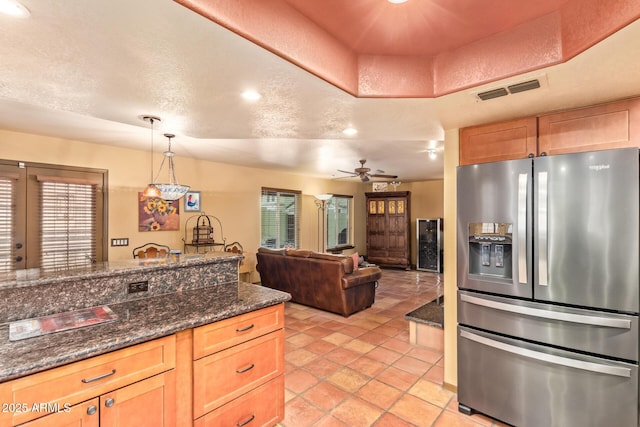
[127,280,148,293]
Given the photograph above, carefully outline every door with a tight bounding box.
[457,158,533,298]
[18,399,99,427]
[533,148,639,312]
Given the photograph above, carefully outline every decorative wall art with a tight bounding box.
[184,191,201,212]
[138,193,180,231]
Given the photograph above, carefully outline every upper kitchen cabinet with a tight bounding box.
[538,96,640,156]
[459,117,537,165]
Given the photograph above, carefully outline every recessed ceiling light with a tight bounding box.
[0,0,30,17]
[241,90,261,101]
[343,127,358,136]
[388,0,408,4]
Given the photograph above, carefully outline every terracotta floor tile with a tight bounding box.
[408,378,454,408]
[434,410,487,427]
[327,367,370,393]
[380,337,414,354]
[304,325,334,338]
[423,364,445,385]
[287,332,317,348]
[389,393,442,426]
[302,356,343,379]
[322,332,353,346]
[355,379,403,410]
[371,324,401,337]
[285,348,319,367]
[349,356,387,378]
[373,412,416,427]
[376,366,420,392]
[325,347,362,365]
[302,381,350,411]
[312,414,351,427]
[393,354,434,377]
[281,396,324,427]
[331,396,385,427]
[342,338,376,354]
[365,346,403,365]
[358,331,391,346]
[305,339,339,355]
[408,346,445,364]
[285,368,320,394]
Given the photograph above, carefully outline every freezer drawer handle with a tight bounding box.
[517,173,528,285]
[461,293,631,329]
[460,329,631,378]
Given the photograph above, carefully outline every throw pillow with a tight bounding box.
[351,252,359,270]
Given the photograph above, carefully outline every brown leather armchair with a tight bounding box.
[256,248,382,317]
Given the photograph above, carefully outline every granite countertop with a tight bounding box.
[0,282,290,383]
[1,252,241,290]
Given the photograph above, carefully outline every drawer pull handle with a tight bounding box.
[236,363,255,374]
[237,414,255,426]
[87,405,97,416]
[81,369,116,383]
[104,398,115,408]
[236,324,255,333]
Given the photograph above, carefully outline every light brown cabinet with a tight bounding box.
[365,191,411,269]
[2,335,176,426]
[20,371,176,427]
[538,97,640,155]
[1,304,286,427]
[459,117,537,165]
[193,304,285,426]
[459,96,640,165]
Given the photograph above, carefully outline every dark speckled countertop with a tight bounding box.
[0,282,290,383]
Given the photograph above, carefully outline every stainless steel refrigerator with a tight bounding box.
[457,148,639,427]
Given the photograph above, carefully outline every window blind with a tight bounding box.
[39,181,97,272]
[0,178,14,273]
[260,188,300,249]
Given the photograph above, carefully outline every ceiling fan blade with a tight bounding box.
[370,173,398,179]
[337,169,358,176]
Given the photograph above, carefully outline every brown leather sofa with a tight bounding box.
[256,248,382,317]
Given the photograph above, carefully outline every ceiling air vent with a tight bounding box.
[477,87,508,101]
[475,78,543,101]
[507,79,541,94]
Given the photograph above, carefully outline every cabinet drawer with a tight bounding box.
[193,329,284,419]
[194,375,284,427]
[1,335,175,426]
[193,304,284,359]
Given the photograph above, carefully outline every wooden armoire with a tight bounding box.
[365,191,411,269]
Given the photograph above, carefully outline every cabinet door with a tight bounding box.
[459,117,537,165]
[385,197,409,266]
[366,198,387,259]
[100,371,176,427]
[538,97,640,155]
[18,399,99,427]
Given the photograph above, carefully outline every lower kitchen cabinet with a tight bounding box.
[1,304,285,427]
[19,371,176,427]
[193,304,285,426]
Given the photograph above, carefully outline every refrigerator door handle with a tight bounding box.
[460,329,631,378]
[538,171,549,286]
[517,173,528,285]
[460,293,632,329]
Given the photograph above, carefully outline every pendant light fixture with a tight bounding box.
[141,115,190,201]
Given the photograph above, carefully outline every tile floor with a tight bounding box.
[278,268,509,427]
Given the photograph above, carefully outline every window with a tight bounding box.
[260,188,300,249]
[0,160,107,274]
[326,195,352,250]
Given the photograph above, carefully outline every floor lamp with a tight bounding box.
[314,194,332,252]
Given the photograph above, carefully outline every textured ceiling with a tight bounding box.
[0,1,639,182]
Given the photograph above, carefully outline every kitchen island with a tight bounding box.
[0,253,290,426]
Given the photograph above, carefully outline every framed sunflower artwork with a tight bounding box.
[138,193,180,232]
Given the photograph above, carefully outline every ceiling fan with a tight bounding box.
[337,159,398,182]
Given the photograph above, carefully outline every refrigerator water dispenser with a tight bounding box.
[467,223,512,280]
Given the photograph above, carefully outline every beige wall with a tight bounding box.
[443,128,459,390]
[1,129,443,283]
